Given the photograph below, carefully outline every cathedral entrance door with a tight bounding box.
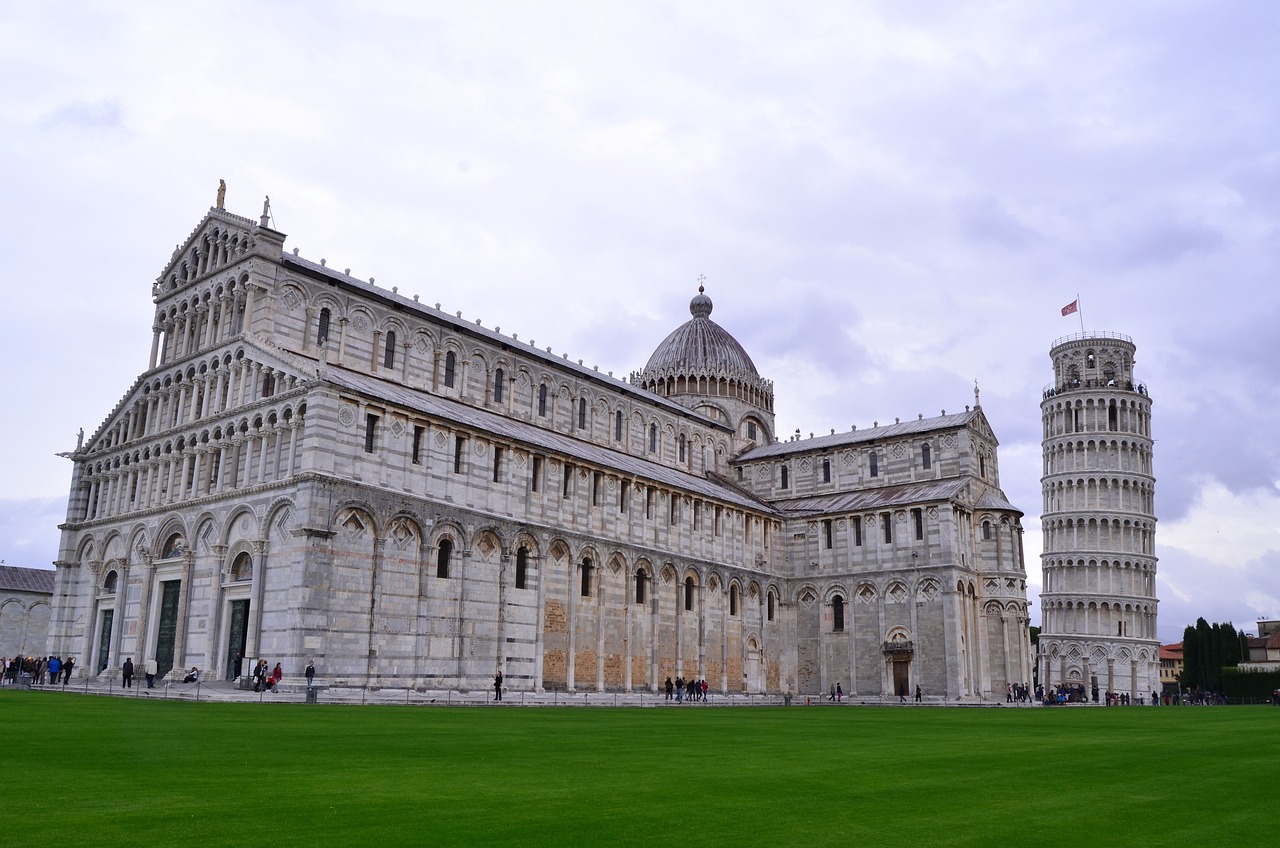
[96,609,114,673]
[892,659,910,698]
[746,646,762,693]
[226,600,250,681]
[155,580,180,679]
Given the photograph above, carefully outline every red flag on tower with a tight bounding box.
[1061,299,1079,317]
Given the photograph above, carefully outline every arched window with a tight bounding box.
[615,411,623,441]
[922,443,931,470]
[261,372,274,398]
[730,585,739,616]
[635,570,647,604]
[578,398,587,430]
[443,351,457,388]
[493,369,505,403]
[678,435,686,463]
[436,538,453,578]
[581,558,592,597]
[979,455,986,478]
[684,576,695,611]
[767,592,775,621]
[649,424,657,453]
[384,331,397,368]
[538,383,547,417]
[869,452,879,477]
[231,551,253,581]
[833,596,845,632]
[317,308,330,344]
[822,459,831,483]
[103,570,118,593]
[515,546,528,590]
[982,520,992,541]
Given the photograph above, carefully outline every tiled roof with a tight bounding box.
[0,565,55,595]
[323,367,778,515]
[767,479,971,517]
[738,410,980,460]
[1159,643,1183,660]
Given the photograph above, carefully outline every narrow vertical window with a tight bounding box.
[714,506,722,536]
[678,435,686,463]
[531,455,543,492]
[411,425,424,464]
[538,383,547,417]
[493,369,505,403]
[493,446,503,483]
[577,398,587,430]
[649,423,657,453]
[833,596,845,632]
[869,452,879,477]
[882,512,892,543]
[669,493,678,525]
[580,559,592,598]
[436,538,452,578]
[364,413,378,453]
[444,351,457,388]
[767,592,775,621]
[922,443,932,470]
[317,308,330,344]
[780,465,789,489]
[1108,400,1118,431]
[615,410,623,441]
[563,463,573,499]
[980,455,987,478]
[823,519,833,549]
[730,585,739,616]
[854,516,863,546]
[635,571,647,604]
[515,547,529,590]
[619,480,629,513]
[684,576,694,611]
[645,488,654,520]
[693,501,702,531]
[591,471,601,506]
[261,373,274,398]
[913,508,923,540]
[747,421,757,440]
[982,520,992,541]
[822,458,831,483]
[453,434,466,473]
[384,331,396,368]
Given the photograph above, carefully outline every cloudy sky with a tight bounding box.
[2,2,1277,642]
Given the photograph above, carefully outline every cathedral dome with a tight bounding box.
[643,287,760,379]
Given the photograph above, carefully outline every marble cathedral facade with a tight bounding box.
[50,200,1031,699]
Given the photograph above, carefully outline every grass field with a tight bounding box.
[2,691,1274,847]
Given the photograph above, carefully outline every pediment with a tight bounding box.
[154,207,284,298]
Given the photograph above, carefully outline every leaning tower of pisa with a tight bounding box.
[1039,332,1159,701]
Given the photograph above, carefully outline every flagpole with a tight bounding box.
[1077,293,1084,334]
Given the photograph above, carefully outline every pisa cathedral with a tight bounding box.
[50,198,1032,699]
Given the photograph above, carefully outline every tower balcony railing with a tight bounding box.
[1043,378,1149,398]
[1051,330,1133,348]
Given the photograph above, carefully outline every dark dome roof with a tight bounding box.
[643,288,759,378]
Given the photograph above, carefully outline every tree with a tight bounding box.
[1180,618,1243,691]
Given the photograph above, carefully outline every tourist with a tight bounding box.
[271,663,283,688]
[664,677,673,701]
[675,676,684,703]
[836,683,842,702]
[915,684,922,703]
[182,666,199,683]
[305,660,316,690]
[122,657,134,688]
[494,669,503,702]
[144,657,157,688]
[62,656,75,685]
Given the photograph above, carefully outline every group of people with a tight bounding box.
[664,676,710,702]
[1005,683,1034,703]
[252,660,284,692]
[3,655,74,685]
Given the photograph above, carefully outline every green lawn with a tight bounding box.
[1,691,1273,846]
